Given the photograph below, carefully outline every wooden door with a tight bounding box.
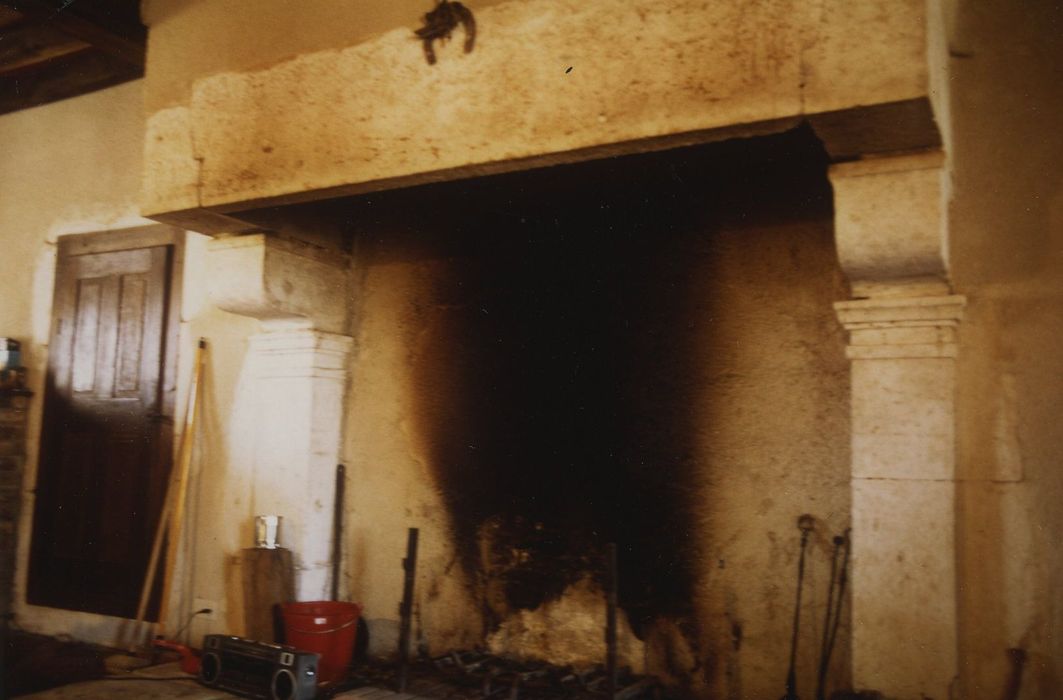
[28,229,180,619]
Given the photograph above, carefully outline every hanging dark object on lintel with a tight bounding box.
[415,0,476,65]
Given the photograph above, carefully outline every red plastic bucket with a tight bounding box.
[280,601,362,684]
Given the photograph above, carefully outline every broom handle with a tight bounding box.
[135,339,206,631]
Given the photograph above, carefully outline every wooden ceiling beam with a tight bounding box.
[0,1,145,67]
[0,22,91,76]
[0,5,25,29]
[0,47,140,115]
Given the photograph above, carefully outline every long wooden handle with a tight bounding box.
[135,338,206,630]
[157,339,207,634]
[135,457,176,623]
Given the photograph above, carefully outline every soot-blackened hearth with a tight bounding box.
[345,127,830,636]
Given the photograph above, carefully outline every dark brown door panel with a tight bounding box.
[28,230,179,619]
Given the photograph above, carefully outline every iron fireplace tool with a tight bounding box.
[822,528,851,690]
[782,514,815,700]
[815,534,844,700]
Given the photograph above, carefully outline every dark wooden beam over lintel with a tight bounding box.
[0,47,141,115]
[0,22,92,76]
[0,0,145,67]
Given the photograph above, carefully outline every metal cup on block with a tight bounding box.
[255,515,282,549]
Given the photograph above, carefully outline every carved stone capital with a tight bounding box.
[830,150,950,298]
[207,233,349,333]
[249,329,353,380]
[835,294,966,359]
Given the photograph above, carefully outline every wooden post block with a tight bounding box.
[240,547,295,643]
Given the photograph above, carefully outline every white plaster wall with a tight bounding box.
[0,81,151,344]
[949,1,1063,697]
[0,82,158,645]
[173,232,261,643]
[0,81,261,646]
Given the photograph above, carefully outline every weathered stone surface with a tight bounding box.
[802,0,930,114]
[246,329,353,600]
[850,478,958,699]
[141,105,199,219]
[836,293,964,697]
[830,151,949,293]
[142,0,934,220]
[850,358,955,481]
[836,294,965,360]
[831,146,965,698]
[207,233,350,334]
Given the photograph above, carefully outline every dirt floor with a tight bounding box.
[4,629,656,699]
[2,630,218,698]
[17,663,230,699]
[2,629,413,699]
[4,630,109,697]
[15,662,425,700]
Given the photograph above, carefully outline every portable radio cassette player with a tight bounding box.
[199,634,319,700]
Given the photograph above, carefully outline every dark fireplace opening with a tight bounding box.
[343,125,831,644]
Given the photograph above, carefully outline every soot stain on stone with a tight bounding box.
[346,126,831,638]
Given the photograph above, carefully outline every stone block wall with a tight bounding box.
[0,390,31,619]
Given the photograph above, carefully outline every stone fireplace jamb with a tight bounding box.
[831,150,965,699]
[206,233,353,601]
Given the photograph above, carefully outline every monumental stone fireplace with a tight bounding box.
[134,1,962,697]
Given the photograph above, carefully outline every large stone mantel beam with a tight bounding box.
[142,0,946,230]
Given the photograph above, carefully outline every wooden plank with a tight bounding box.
[115,275,146,395]
[353,689,401,699]
[91,273,120,400]
[56,228,185,540]
[155,338,206,632]
[0,48,141,115]
[0,0,145,66]
[71,279,102,394]
[99,430,146,562]
[0,5,24,28]
[240,547,295,643]
[59,225,183,257]
[29,240,174,619]
[0,22,91,75]
[339,689,398,699]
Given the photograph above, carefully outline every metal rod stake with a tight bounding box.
[397,527,420,692]
[605,542,618,700]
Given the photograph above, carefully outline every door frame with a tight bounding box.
[25,224,184,619]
